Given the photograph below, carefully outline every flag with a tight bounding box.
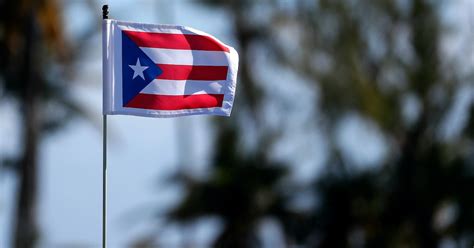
[102,19,239,117]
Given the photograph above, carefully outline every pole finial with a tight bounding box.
[102,5,109,19]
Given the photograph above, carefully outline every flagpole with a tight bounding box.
[102,115,107,248]
[102,4,109,248]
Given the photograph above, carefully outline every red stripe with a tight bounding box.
[125,93,224,110]
[124,31,230,52]
[157,64,228,81]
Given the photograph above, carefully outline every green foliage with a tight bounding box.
[0,0,96,139]
[171,128,290,248]
[0,0,97,246]
[154,0,474,247]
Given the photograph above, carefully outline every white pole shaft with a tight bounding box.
[102,115,107,248]
[102,5,109,248]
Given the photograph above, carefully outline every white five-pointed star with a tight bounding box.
[129,58,149,80]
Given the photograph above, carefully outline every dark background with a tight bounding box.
[1,0,474,247]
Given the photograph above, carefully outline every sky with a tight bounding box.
[0,0,473,247]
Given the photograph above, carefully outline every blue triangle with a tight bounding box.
[122,32,163,106]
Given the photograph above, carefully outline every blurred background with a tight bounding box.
[1,0,474,247]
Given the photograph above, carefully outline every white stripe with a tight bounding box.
[141,79,225,95]
[140,47,230,66]
[115,20,231,44]
[118,24,184,34]
[118,24,197,35]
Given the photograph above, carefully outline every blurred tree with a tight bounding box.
[0,0,97,247]
[266,1,474,247]
[170,128,291,248]
[140,0,474,247]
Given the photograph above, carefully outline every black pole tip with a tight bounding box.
[102,5,109,19]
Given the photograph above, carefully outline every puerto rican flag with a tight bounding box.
[102,19,239,117]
